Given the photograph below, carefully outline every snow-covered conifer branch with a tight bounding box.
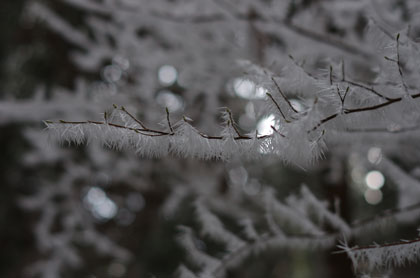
[38,0,420,168]
[45,71,420,164]
[176,186,352,277]
[20,165,131,278]
[161,0,374,59]
[340,237,420,272]
[16,0,420,276]
[177,182,420,277]
[195,200,245,252]
[298,186,351,236]
[176,226,221,277]
[350,201,420,235]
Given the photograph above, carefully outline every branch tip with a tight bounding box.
[266,92,288,122]
[166,107,174,134]
[329,65,333,85]
[271,77,298,113]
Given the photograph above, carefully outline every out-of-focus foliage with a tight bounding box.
[2,0,420,278]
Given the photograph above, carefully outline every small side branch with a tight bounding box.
[336,86,350,110]
[288,55,318,80]
[344,80,395,101]
[271,125,286,138]
[166,107,174,134]
[329,65,333,86]
[271,77,298,113]
[396,33,409,94]
[226,108,244,138]
[266,92,289,123]
[120,105,148,129]
[311,92,420,131]
[346,237,420,252]
[342,87,350,106]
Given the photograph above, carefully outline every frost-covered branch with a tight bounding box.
[340,238,420,272]
[45,72,420,164]
[177,182,420,277]
[177,187,341,278]
[16,0,420,276]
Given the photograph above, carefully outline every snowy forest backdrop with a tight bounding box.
[1,0,420,277]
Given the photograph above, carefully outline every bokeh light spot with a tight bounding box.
[83,187,118,221]
[367,147,382,164]
[158,65,177,86]
[364,189,383,205]
[257,114,279,136]
[365,170,385,190]
[156,90,183,112]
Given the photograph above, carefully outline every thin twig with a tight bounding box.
[311,92,420,131]
[288,55,318,80]
[329,65,333,86]
[336,85,344,103]
[396,33,409,94]
[166,107,174,134]
[271,125,286,137]
[266,92,289,122]
[342,87,350,106]
[384,56,397,63]
[271,77,298,113]
[344,79,395,101]
[120,106,148,129]
[347,237,420,251]
[226,108,244,138]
